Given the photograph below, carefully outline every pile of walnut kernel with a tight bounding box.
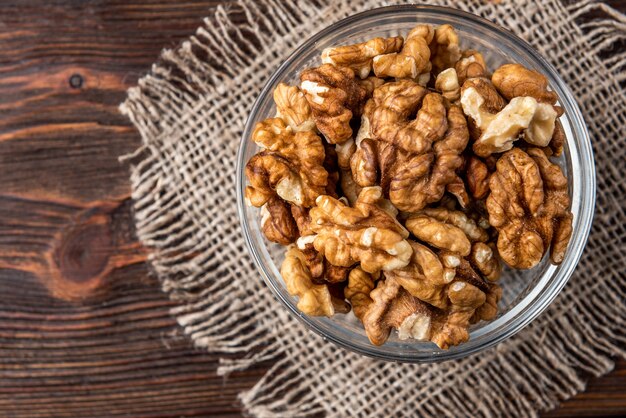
[245,24,573,349]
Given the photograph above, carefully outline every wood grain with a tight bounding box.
[0,1,624,417]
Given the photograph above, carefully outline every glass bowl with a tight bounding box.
[236,5,595,362]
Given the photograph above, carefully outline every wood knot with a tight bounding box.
[42,198,147,302]
[69,73,84,89]
[54,214,111,283]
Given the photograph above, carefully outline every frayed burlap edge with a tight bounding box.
[120,1,626,417]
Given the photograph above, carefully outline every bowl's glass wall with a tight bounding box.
[236,6,595,362]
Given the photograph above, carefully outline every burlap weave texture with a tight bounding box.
[121,1,626,416]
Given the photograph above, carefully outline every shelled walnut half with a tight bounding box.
[487,147,572,269]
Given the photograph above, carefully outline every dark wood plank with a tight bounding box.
[0,1,623,417]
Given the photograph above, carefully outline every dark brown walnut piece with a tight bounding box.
[487,147,572,269]
[300,64,367,144]
[465,155,491,200]
[261,196,298,245]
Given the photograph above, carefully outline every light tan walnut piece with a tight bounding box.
[322,37,404,79]
[455,49,487,85]
[273,83,316,132]
[260,196,299,245]
[245,118,328,207]
[344,267,376,321]
[487,147,572,269]
[435,68,460,102]
[429,24,462,74]
[280,246,336,316]
[373,24,434,79]
[402,205,500,292]
[300,64,367,144]
[385,241,452,309]
[461,78,557,156]
[309,186,412,274]
[406,207,489,256]
[492,63,558,104]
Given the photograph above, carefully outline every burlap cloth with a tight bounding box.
[120,0,626,416]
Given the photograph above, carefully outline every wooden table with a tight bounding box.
[0,1,624,416]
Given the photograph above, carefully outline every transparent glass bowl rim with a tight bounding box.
[236,4,596,362]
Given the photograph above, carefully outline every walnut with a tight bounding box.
[322,141,340,197]
[245,118,328,207]
[363,277,488,349]
[261,196,298,245]
[492,63,558,104]
[527,148,573,265]
[363,277,432,345]
[344,267,376,321]
[336,138,356,171]
[322,37,403,79]
[466,155,491,199]
[373,24,434,79]
[455,50,487,84]
[435,68,460,102]
[357,76,386,95]
[487,147,572,268]
[385,241,452,309]
[429,24,462,74]
[461,80,557,157]
[470,242,501,282]
[430,281,486,349]
[387,104,467,211]
[273,83,316,132]
[471,282,502,323]
[367,80,447,155]
[548,119,565,156]
[290,205,314,236]
[391,206,498,312]
[300,64,367,144]
[339,168,362,206]
[406,207,489,256]
[309,186,412,273]
[280,246,336,316]
[295,236,350,284]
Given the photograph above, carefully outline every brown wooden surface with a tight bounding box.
[0,1,623,417]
